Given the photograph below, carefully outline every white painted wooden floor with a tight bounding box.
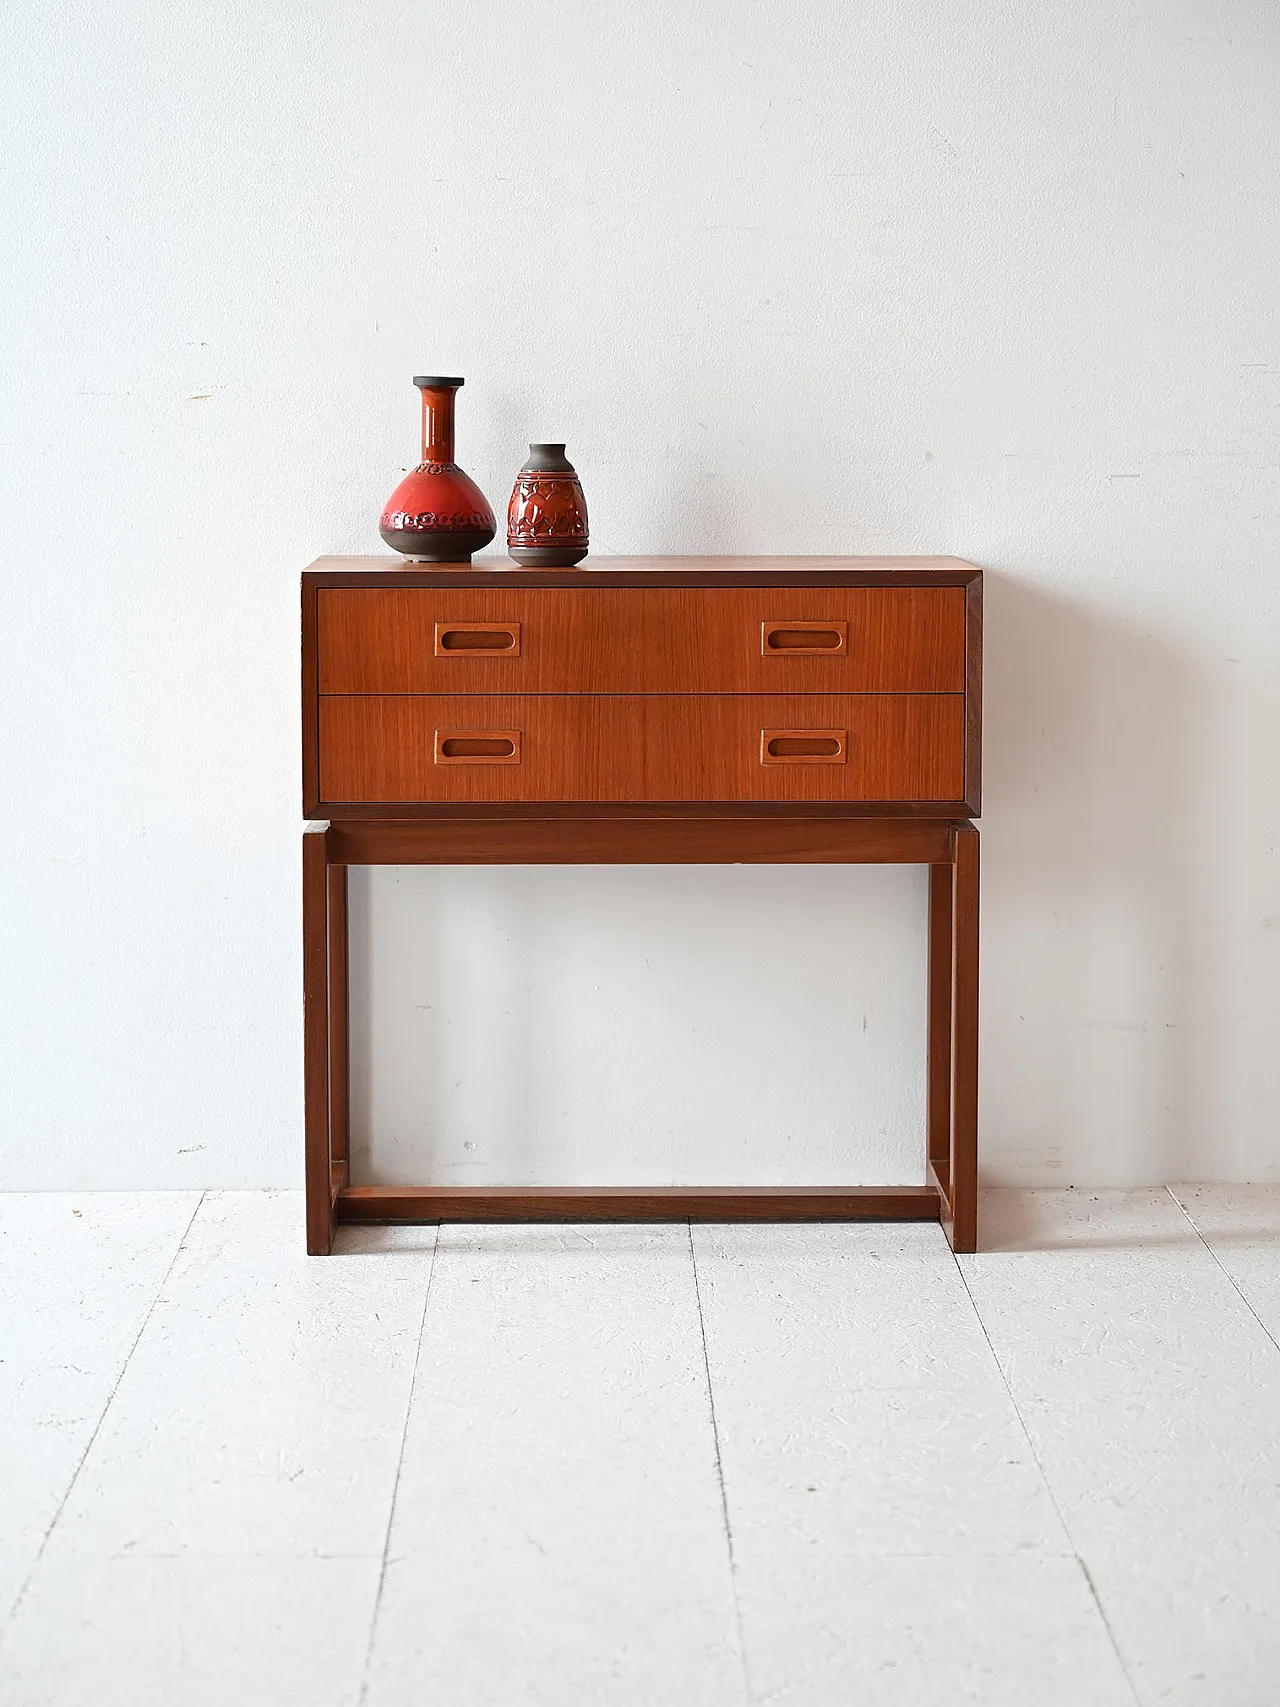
[1,1189,1278,1705]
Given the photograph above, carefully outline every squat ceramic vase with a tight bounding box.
[506,443,589,567]
[379,376,496,562]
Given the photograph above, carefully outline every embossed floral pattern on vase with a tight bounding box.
[507,444,589,567]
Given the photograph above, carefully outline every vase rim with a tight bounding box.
[414,375,464,389]
[521,442,575,471]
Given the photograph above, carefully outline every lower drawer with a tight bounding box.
[318,694,966,805]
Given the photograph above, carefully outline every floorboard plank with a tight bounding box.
[0,1192,200,1630]
[962,1188,1280,1707]
[362,1223,746,1706]
[0,1193,434,1707]
[692,1221,1131,1704]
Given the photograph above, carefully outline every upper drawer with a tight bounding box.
[316,585,967,694]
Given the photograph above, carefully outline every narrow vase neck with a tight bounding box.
[419,386,457,465]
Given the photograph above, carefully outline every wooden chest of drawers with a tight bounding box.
[303,562,981,815]
[301,556,982,1256]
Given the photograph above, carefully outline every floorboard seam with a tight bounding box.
[688,1224,755,1707]
[1166,1186,1280,1356]
[0,1189,207,1654]
[357,1222,441,1706]
[951,1246,1143,1707]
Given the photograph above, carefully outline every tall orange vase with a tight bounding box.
[379,377,496,562]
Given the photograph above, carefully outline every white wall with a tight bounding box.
[2,0,1278,1190]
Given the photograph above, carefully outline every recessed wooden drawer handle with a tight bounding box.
[762,620,849,655]
[434,621,522,656]
[434,730,522,764]
[760,729,848,764]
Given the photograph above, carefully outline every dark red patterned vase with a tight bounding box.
[380,377,496,562]
[506,444,589,567]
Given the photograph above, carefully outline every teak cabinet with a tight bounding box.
[302,556,982,1253]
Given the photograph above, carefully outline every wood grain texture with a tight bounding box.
[327,863,349,1188]
[335,1185,942,1224]
[433,729,521,764]
[299,557,984,1251]
[760,728,847,763]
[301,579,320,819]
[305,553,982,586]
[318,799,972,822]
[302,824,333,1256]
[927,859,954,1178]
[927,1155,950,1207]
[316,586,967,695]
[947,823,980,1253]
[317,693,966,806]
[762,618,849,654]
[965,576,983,814]
[434,620,521,656]
[325,815,957,866]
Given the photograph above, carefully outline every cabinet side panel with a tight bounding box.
[964,576,982,816]
[302,578,320,817]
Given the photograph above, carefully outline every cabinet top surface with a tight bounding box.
[304,554,982,588]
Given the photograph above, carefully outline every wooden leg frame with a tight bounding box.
[303,815,979,1255]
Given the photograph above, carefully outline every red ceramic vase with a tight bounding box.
[506,443,589,567]
[380,377,496,562]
